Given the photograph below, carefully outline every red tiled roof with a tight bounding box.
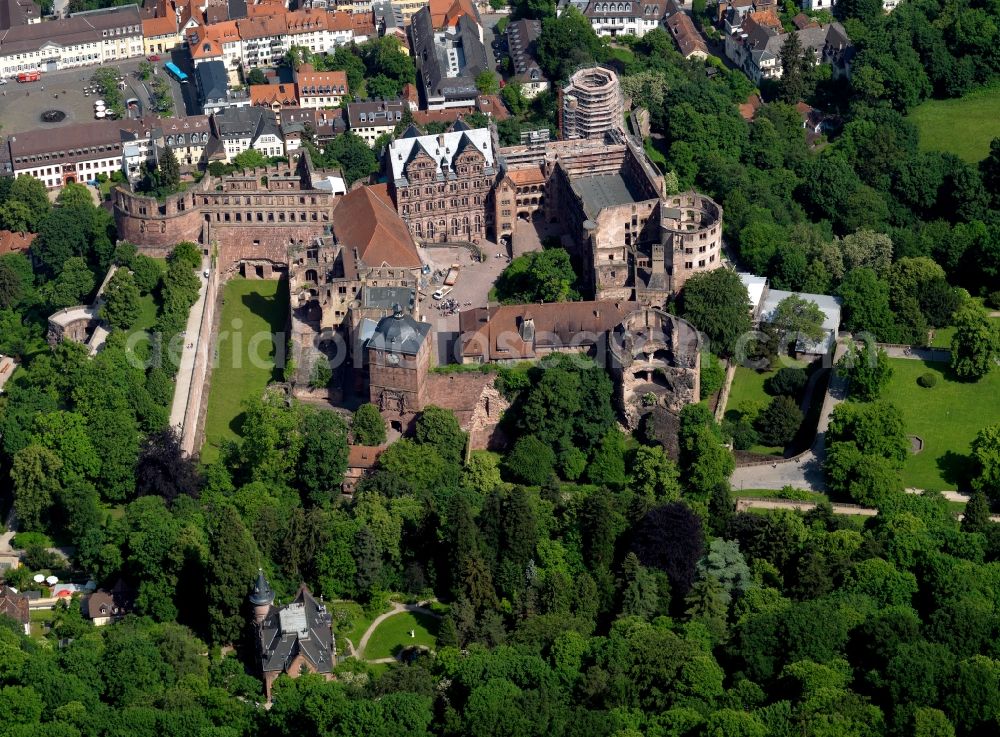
[0,230,34,256]
[250,83,299,107]
[332,185,421,269]
[142,15,177,37]
[347,444,387,469]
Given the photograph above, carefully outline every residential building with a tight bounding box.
[725,9,854,83]
[428,0,481,37]
[250,571,336,702]
[6,118,143,188]
[882,0,900,10]
[506,19,548,99]
[84,582,133,626]
[582,0,669,39]
[344,99,407,145]
[560,66,624,140]
[0,5,144,78]
[208,105,284,161]
[186,20,243,84]
[343,444,387,493]
[280,106,346,144]
[237,13,289,69]
[663,0,708,59]
[151,115,212,167]
[142,13,183,56]
[250,82,300,117]
[0,586,29,635]
[196,59,251,114]
[386,122,498,243]
[411,5,489,110]
[801,0,836,10]
[293,64,349,109]
[410,94,509,126]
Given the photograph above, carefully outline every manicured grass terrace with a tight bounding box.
[910,85,1000,163]
[882,357,1000,491]
[200,278,288,464]
[725,360,807,456]
[364,611,439,660]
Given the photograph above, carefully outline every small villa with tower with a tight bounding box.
[249,570,336,701]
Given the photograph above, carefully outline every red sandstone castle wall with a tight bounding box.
[114,187,205,254]
[212,224,329,271]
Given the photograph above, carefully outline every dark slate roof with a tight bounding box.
[399,123,424,139]
[411,7,489,102]
[196,61,230,104]
[248,569,273,606]
[213,106,279,141]
[258,585,334,675]
[227,0,248,20]
[367,311,431,355]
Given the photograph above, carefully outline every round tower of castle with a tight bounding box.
[248,569,274,626]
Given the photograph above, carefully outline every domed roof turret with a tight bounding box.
[367,307,431,356]
[248,569,274,607]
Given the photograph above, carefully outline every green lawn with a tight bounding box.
[725,361,807,456]
[882,358,1000,491]
[364,611,439,660]
[928,326,956,349]
[200,278,288,464]
[910,85,1000,163]
[330,601,392,649]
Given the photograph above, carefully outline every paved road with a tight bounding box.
[169,258,211,437]
[736,497,878,517]
[880,345,950,361]
[737,494,1000,523]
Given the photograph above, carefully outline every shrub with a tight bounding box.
[755,395,803,446]
[776,485,812,500]
[700,352,725,400]
[987,291,1000,310]
[724,417,758,451]
[764,367,808,398]
[641,392,658,407]
[11,531,52,550]
[917,372,938,388]
[504,434,556,485]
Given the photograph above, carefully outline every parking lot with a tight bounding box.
[0,57,188,135]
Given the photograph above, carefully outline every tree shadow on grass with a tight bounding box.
[229,410,247,437]
[937,450,974,490]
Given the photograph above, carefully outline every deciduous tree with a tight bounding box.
[680,269,751,357]
[100,269,141,330]
[352,403,386,445]
[951,303,998,380]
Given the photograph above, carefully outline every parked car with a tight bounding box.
[147,55,161,62]
[0,78,7,85]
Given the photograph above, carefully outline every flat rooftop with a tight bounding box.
[571,171,649,219]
